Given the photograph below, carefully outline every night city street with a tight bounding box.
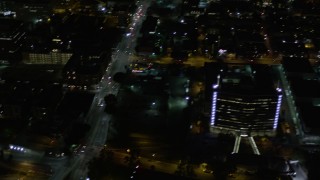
[1,0,320,180]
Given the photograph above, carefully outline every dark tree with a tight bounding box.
[104,94,117,113]
[113,72,126,83]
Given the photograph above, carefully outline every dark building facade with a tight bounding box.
[62,52,110,91]
[0,18,25,64]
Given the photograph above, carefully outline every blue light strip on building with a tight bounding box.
[273,94,282,129]
[211,91,218,126]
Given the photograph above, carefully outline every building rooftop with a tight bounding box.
[296,101,320,135]
[63,53,108,75]
[289,78,320,98]
[1,64,63,83]
[0,18,24,39]
[282,57,314,73]
[1,83,62,107]
[216,64,277,95]
[53,14,120,54]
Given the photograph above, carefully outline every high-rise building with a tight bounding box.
[209,64,282,136]
[206,63,282,154]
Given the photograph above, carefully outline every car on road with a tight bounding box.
[203,169,213,174]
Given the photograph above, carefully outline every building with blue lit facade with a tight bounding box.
[207,63,282,136]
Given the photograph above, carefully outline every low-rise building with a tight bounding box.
[281,57,320,144]
[0,64,63,120]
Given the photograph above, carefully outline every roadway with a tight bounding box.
[56,1,153,179]
[102,149,215,180]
